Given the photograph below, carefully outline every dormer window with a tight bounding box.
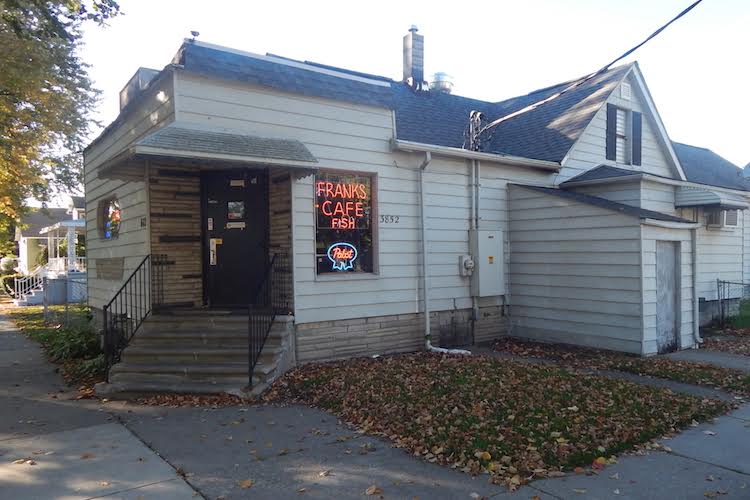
[606,103,642,166]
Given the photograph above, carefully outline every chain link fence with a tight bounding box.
[42,276,89,329]
[716,279,750,326]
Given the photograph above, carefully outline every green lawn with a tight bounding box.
[264,353,731,489]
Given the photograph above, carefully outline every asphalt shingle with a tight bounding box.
[672,142,750,192]
[515,184,692,223]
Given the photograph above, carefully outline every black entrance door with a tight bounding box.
[202,170,268,307]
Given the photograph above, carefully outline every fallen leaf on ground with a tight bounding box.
[318,470,333,477]
[237,479,254,489]
[80,453,94,459]
[365,485,383,495]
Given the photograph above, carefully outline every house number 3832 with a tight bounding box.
[380,215,400,223]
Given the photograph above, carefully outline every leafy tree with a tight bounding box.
[0,0,120,254]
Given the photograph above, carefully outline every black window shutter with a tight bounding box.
[632,111,642,166]
[606,104,617,161]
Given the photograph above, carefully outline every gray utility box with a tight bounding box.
[469,229,505,297]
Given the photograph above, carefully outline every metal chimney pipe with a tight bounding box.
[403,25,424,90]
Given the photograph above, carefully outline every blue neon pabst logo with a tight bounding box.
[327,242,358,271]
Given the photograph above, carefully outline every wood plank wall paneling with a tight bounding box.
[148,166,294,310]
[149,166,203,307]
[269,172,293,310]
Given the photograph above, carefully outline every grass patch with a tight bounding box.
[730,299,750,329]
[494,338,750,396]
[264,353,731,489]
[7,305,106,385]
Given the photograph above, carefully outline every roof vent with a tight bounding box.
[119,67,160,110]
[430,72,453,93]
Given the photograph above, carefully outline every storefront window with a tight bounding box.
[101,198,121,239]
[315,172,374,274]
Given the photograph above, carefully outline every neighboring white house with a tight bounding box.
[15,197,86,275]
[84,30,750,394]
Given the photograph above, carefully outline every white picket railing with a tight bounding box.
[13,265,47,299]
[48,257,87,273]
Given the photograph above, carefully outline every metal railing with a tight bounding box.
[248,253,290,387]
[13,265,47,299]
[102,255,153,375]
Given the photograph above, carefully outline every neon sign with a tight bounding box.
[327,242,358,271]
[316,181,368,230]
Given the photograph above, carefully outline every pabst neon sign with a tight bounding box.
[327,242,358,271]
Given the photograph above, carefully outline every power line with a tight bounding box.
[466,0,705,151]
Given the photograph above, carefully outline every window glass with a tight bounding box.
[103,199,121,239]
[315,172,373,274]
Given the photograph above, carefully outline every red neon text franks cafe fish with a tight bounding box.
[316,181,368,229]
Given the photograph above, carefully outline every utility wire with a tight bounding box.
[467,0,705,151]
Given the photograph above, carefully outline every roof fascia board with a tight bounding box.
[641,218,701,229]
[559,64,633,167]
[629,64,687,181]
[392,139,561,171]
[133,145,320,168]
[564,169,750,197]
[186,40,392,88]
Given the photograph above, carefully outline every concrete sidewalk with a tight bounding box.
[0,312,198,499]
[667,348,750,373]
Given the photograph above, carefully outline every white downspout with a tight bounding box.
[691,227,702,345]
[419,152,470,355]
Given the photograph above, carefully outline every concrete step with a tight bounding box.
[97,380,246,396]
[131,332,285,349]
[108,362,275,389]
[121,345,282,364]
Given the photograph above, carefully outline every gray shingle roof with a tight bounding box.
[136,125,318,163]
[560,165,641,184]
[71,196,85,209]
[394,65,631,163]
[515,185,692,223]
[178,41,630,164]
[178,42,393,109]
[16,208,69,239]
[672,142,750,192]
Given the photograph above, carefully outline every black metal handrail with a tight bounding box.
[102,254,164,378]
[248,253,290,387]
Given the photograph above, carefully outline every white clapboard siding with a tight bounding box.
[173,72,559,324]
[508,185,644,354]
[640,225,695,353]
[560,74,678,182]
[84,73,175,309]
[573,181,642,208]
[640,180,677,215]
[745,210,750,283]
[695,206,744,300]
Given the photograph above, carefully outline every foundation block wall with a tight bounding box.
[294,306,509,362]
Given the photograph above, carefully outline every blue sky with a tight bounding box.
[81,0,749,166]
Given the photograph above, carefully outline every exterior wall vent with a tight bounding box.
[620,82,632,101]
[119,67,160,111]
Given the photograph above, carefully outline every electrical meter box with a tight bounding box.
[469,229,505,297]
